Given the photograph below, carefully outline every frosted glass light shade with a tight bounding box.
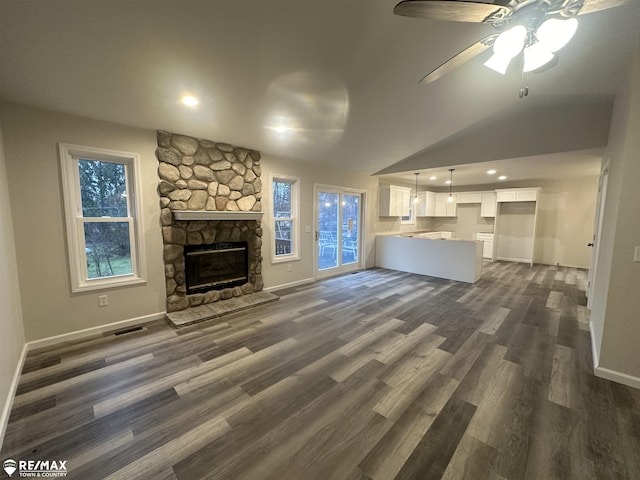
[523,43,555,72]
[537,17,578,52]
[484,53,513,74]
[484,25,527,75]
[494,25,527,57]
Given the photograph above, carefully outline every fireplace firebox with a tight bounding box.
[184,241,248,295]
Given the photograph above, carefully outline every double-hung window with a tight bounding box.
[59,143,146,292]
[271,174,299,262]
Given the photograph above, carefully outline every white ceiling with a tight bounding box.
[1,0,639,179]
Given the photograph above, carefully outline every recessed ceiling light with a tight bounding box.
[181,95,199,107]
[487,169,496,175]
[274,125,289,133]
[445,180,452,184]
[498,175,507,180]
[429,176,437,180]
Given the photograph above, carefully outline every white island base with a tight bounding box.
[375,235,483,283]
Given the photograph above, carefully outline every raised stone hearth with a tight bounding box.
[157,130,273,316]
[166,291,279,328]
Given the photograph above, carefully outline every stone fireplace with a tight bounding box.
[156,130,265,314]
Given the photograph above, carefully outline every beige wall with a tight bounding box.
[0,118,25,445]
[429,204,495,240]
[591,34,640,381]
[261,155,378,289]
[531,177,598,268]
[0,102,166,341]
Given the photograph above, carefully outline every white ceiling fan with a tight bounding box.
[394,0,628,95]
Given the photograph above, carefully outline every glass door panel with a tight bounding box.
[315,187,363,278]
[342,194,360,265]
[317,192,340,271]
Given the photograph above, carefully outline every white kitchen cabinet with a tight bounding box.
[379,185,411,217]
[434,193,457,217]
[481,192,497,217]
[476,233,495,259]
[456,193,469,204]
[496,188,539,203]
[416,191,435,217]
[456,192,482,204]
[468,193,483,203]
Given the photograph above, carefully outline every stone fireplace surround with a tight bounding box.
[156,130,267,314]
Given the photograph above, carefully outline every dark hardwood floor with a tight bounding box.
[2,262,640,479]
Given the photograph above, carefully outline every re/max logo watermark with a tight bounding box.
[3,459,68,478]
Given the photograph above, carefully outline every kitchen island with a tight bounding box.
[375,233,483,283]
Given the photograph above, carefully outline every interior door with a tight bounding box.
[315,186,363,278]
[587,169,608,308]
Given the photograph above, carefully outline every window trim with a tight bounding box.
[401,193,416,225]
[269,173,300,264]
[59,143,147,293]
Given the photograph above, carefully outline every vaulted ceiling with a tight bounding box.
[1,0,639,182]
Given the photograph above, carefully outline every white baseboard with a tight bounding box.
[589,320,600,368]
[264,277,315,293]
[26,311,166,351]
[589,320,640,390]
[594,366,640,390]
[0,343,28,450]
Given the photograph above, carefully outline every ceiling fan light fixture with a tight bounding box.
[523,43,555,72]
[536,17,578,53]
[484,24,527,74]
[484,53,512,74]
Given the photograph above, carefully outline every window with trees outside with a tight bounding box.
[271,175,299,262]
[59,143,146,292]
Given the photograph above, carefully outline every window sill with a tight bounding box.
[271,254,300,265]
[73,275,147,293]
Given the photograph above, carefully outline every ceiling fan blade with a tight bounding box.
[419,34,498,84]
[575,0,628,15]
[394,0,511,24]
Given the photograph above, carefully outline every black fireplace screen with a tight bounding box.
[184,241,248,294]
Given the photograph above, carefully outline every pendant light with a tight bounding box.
[447,168,455,203]
[413,172,420,204]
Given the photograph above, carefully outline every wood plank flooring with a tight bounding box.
[2,262,640,479]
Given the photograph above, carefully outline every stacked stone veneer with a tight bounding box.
[156,130,263,313]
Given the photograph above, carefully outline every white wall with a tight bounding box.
[590,33,640,384]
[0,102,166,342]
[0,118,26,446]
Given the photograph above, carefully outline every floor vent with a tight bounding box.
[114,326,144,336]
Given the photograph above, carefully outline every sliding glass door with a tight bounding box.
[315,186,363,278]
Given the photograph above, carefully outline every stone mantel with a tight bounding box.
[173,210,263,221]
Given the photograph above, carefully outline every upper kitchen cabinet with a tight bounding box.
[456,192,483,204]
[481,192,497,217]
[416,191,435,217]
[496,188,540,203]
[379,184,411,217]
[434,193,457,217]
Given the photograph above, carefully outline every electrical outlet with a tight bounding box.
[98,295,108,307]
[634,246,640,262]
[305,225,311,233]
[287,264,292,272]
